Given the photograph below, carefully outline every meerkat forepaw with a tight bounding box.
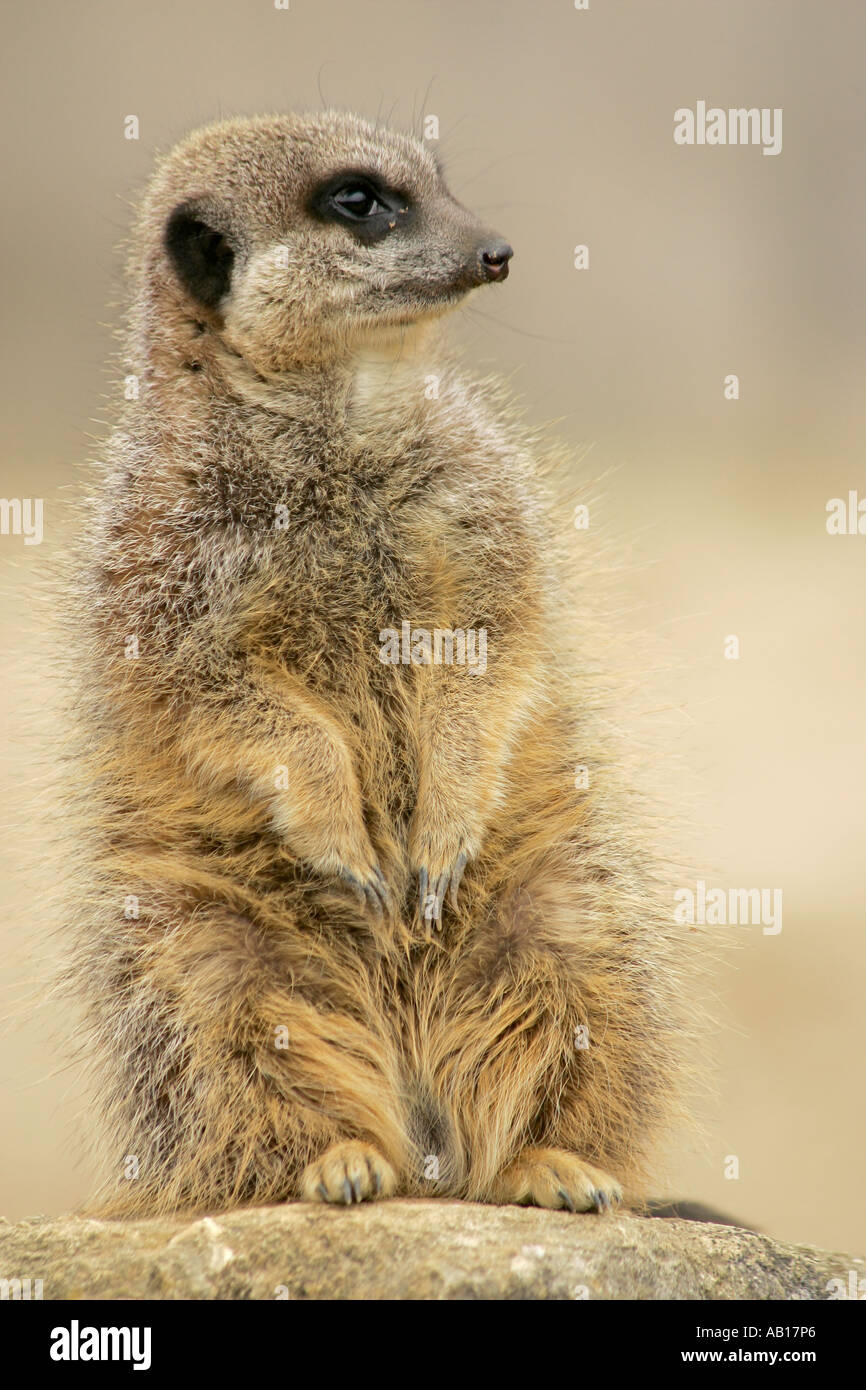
[300,1141,397,1205]
[272,788,391,917]
[338,861,391,918]
[297,822,390,916]
[491,1147,622,1214]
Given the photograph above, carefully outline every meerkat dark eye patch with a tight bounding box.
[164,204,235,309]
[308,172,412,243]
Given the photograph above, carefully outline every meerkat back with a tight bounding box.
[65,111,692,1218]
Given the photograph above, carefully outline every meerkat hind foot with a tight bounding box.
[492,1146,622,1214]
[300,1140,397,1205]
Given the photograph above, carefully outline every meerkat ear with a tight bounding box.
[164,203,235,309]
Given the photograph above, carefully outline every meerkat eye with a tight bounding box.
[331,183,385,219]
[309,172,411,242]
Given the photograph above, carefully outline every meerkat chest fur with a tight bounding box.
[119,338,541,706]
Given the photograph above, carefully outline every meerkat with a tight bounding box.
[64,110,694,1218]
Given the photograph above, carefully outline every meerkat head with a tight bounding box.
[139,111,512,375]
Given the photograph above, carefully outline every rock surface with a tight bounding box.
[0,1202,862,1300]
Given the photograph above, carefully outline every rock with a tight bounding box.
[0,1201,861,1301]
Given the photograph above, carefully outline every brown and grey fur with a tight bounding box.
[63,111,694,1217]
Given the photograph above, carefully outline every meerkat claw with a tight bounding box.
[433,871,449,920]
[418,869,447,927]
[449,850,468,910]
[416,848,470,926]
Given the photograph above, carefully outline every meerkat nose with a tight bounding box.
[479,240,514,282]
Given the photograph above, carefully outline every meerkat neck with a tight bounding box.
[346,323,445,436]
[137,294,444,435]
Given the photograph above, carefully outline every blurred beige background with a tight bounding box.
[1,0,864,1255]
